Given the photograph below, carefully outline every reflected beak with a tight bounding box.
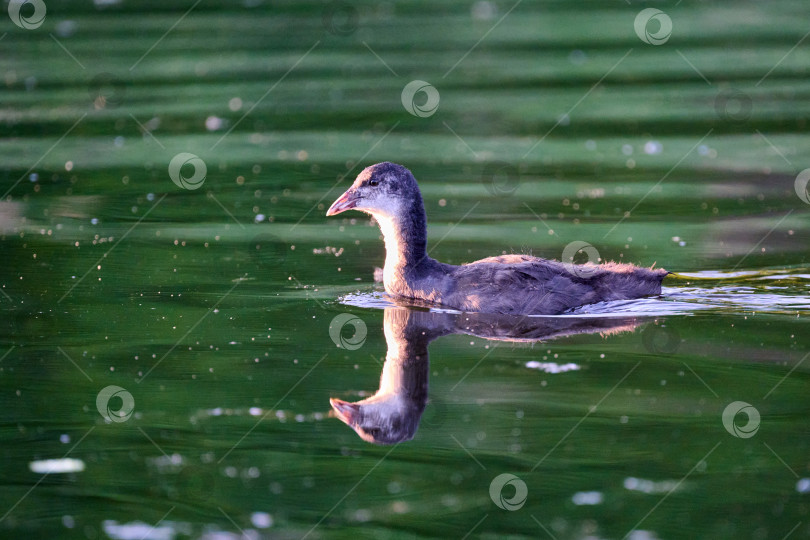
[330,398,360,424]
[326,189,361,216]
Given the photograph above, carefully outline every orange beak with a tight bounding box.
[330,398,360,424]
[326,189,361,216]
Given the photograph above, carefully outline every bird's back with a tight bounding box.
[435,255,667,315]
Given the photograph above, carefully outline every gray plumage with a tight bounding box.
[327,162,668,315]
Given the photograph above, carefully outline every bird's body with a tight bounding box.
[388,255,666,315]
[327,162,668,315]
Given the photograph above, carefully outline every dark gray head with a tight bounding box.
[326,162,423,222]
[330,396,425,445]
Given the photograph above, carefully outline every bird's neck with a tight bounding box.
[377,309,430,399]
[372,202,429,287]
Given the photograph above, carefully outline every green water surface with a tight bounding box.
[2,1,810,538]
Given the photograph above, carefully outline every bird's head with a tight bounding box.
[326,162,420,221]
[330,394,423,445]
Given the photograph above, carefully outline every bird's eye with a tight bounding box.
[368,179,379,187]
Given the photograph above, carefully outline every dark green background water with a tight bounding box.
[2,0,810,538]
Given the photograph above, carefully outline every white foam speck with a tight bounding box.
[29,458,85,474]
[572,491,603,505]
[525,361,580,374]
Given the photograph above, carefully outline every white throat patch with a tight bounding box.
[369,210,405,290]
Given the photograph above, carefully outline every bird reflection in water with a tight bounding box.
[330,307,642,445]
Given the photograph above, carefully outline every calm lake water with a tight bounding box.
[2,1,810,538]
